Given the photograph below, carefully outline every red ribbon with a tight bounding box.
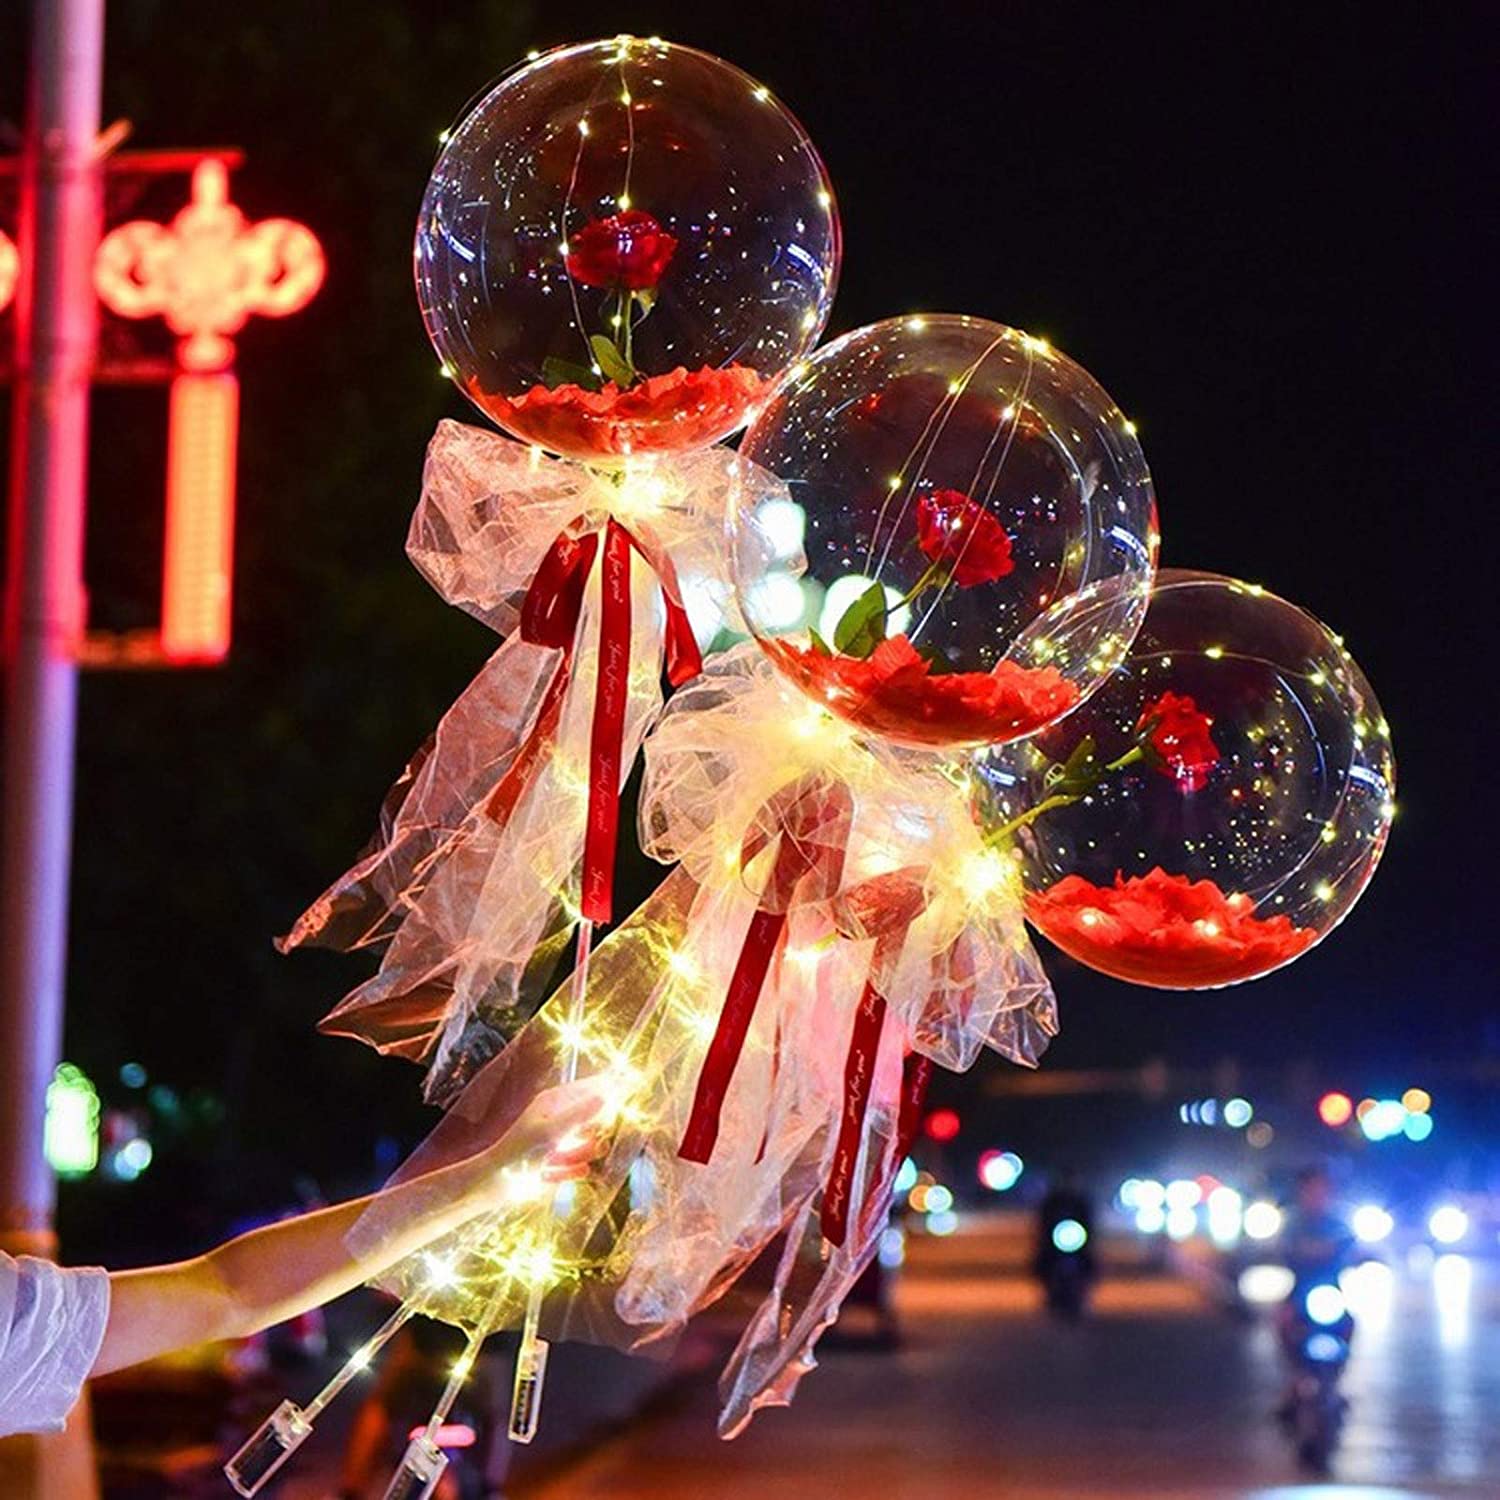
[679,902,790,1164]
[581,522,632,922]
[847,1048,934,1249]
[678,774,852,1165]
[821,868,929,1247]
[821,975,889,1247]
[895,1051,934,1163]
[484,515,703,927]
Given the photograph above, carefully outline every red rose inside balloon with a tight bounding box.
[415,39,840,459]
[565,210,679,290]
[913,489,1015,587]
[1137,691,1218,792]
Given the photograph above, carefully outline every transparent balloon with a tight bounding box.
[979,570,1395,988]
[415,37,840,461]
[731,315,1157,749]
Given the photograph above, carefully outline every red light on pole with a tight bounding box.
[1317,1091,1354,1128]
[0,230,17,310]
[93,157,323,664]
[924,1108,961,1143]
[94,157,323,371]
[161,372,238,662]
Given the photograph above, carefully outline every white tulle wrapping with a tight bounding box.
[639,646,1058,1074]
[347,645,1056,1431]
[281,422,776,1101]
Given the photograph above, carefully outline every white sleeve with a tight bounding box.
[0,1253,111,1437]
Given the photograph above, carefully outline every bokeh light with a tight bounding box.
[1317,1091,1354,1127]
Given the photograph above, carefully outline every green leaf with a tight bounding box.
[807,628,832,655]
[589,335,635,388]
[633,286,657,315]
[832,582,888,658]
[1046,734,1099,796]
[541,356,602,392]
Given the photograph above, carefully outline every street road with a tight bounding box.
[518,1222,1500,1500]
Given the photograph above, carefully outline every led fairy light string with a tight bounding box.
[507,915,592,1442]
[226,1301,433,1494]
[556,56,623,378]
[865,324,1030,597]
[226,1143,571,1496]
[384,1304,495,1499]
[865,325,1002,581]
[916,339,1039,628]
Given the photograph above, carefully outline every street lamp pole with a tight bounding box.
[0,0,104,1255]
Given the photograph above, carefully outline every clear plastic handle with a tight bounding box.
[381,1434,450,1500]
[508,1332,551,1443]
[223,1399,312,1496]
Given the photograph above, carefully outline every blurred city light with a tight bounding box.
[1360,1098,1409,1142]
[44,1063,100,1178]
[925,1184,954,1215]
[1401,1086,1432,1114]
[1135,1204,1167,1234]
[923,1108,961,1143]
[1165,1179,1202,1211]
[755,496,806,559]
[1205,1186,1243,1245]
[978,1150,1023,1192]
[1051,1218,1088,1253]
[1434,1254,1472,1350]
[744,571,807,629]
[1166,1208,1198,1241]
[1428,1204,1469,1246]
[894,1157,919,1194]
[1223,1097,1253,1128]
[1403,1111,1435,1142]
[926,1209,958,1237]
[1317,1091,1354,1127]
[1133,1179,1166,1211]
[1237,1264,1295,1304]
[1243,1201,1283,1240]
[1303,1331,1346,1363]
[119,1061,148,1089]
[877,1227,906,1268]
[1340,1260,1396,1331]
[1304,1284,1347,1326]
[1351,1204,1394,1243]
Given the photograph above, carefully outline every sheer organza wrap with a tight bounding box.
[348,646,1056,1431]
[279,421,779,1101]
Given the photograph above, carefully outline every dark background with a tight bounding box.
[0,2,1492,1254]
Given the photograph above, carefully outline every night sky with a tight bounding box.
[0,3,1491,1229]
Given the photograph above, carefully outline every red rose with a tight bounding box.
[913,489,1014,587]
[781,633,1078,748]
[1137,690,1218,792]
[1025,867,1316,988]
[564,210,678,290]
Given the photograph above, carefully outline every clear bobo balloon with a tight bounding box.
[981,570,1395,988]
[416,37,840,461]
[731,315,1157,749]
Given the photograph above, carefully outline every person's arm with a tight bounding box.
[93,1081,600,1377]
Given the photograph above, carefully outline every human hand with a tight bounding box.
[471,1078,609,1211]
